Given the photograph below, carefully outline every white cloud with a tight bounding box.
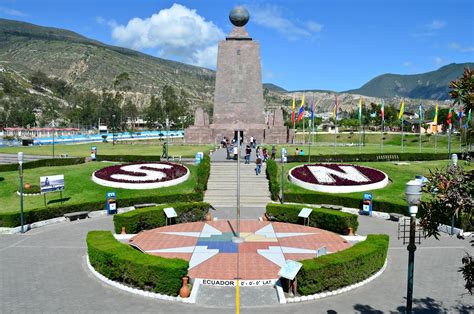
[249,4,323,41]
[0,6,29,17]
[427,20,446,30]
[109,4,224,68]
[433,56,445,66]
[402,61,414,68]
[449,42,474,53]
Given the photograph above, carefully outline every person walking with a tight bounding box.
[262,147,268,162]
[233,144,238,160]
[271,145,276,160]
[256,146,261,157]
[255,155,262,175]
[245,145,251,164]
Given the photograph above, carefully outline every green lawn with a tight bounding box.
[0,161,198,213]
[274,132,464,156]
[0,141,214,158]
[281,160,474,207]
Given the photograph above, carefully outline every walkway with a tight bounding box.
[0,215,471,313]
[205,148,271,220]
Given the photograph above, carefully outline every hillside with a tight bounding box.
[0,18,215,108]
[345,63,474,100]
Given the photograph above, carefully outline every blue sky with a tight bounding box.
[1,0,473,91]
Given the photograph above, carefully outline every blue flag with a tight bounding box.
[310,96,315,123]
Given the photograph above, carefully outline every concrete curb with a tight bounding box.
[85,255,197,303]
[283,258,388,304]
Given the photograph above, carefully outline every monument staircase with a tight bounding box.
[204,148,272,220]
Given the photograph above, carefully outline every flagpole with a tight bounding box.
[381,119,384,153]
[302,116,305,145]
[434,128,438,153]
[448,123,452,158]
[308,119,311,162]
[401,118,404,153]
[334,118,337,155]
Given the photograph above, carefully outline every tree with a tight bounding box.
[144,95,162,129]
[449,67,474,113]
[122,100,138,129]
[419,165,474,294]
[113,72,132,91]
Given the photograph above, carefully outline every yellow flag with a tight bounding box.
[398,100,405,120]
[433,103,438,124]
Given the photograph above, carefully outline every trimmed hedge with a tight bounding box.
[0,157,85,172]
[113,202,210,234]
[87,231,188,296]
[195,154,210,195]
[266,203,358,235]
[283,192,406,215]
[0,193,203,228]
[96,155,161,162]
[287,152,460,163]
[297,234,389,295]
[266,158,280,201]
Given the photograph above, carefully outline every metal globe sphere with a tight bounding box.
[229,6,249,27]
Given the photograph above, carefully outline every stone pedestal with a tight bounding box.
[184,107,212,144]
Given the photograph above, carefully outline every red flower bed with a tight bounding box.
[94,162,188,184]
[290,164,386,186]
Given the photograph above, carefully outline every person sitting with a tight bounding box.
[299,149,305,156]
[295,148,300,156]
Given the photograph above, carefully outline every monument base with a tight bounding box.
[184,127,213,144]
[265,127,289,144]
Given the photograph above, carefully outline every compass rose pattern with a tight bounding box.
[129,220,351,280]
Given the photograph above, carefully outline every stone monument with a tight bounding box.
[185,6,289,144]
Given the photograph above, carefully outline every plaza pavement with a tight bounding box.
[1,213,472,313]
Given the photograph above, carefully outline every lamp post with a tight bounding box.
[280,148,287,204]
[52,120,55,159]
[112,114,116,146]
[165,117,170,161]
[405,179,423,313]
[232,128,243,243]
[18,152,25,233]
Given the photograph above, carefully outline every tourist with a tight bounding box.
[255,155,262,175]
[256,146,261,157]
[295,148,299,155]
[299,149,305,156]
[233,145,238,160]
[226,142,231,159]
[262,147,268,162]
[249,136,254,146]
[245,145,251,164]
[252,137,257,148]
[271,145,276,160]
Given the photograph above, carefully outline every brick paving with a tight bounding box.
[130,220,350,280]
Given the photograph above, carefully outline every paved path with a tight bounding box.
[205,148,271,220]
[0,153,52,164]
[1,215,472,313]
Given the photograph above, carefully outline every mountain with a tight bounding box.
[263,83,287,93]
[0,18,215,108]
[345,63,474,100]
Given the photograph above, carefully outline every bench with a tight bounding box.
[59,154,69,158]
[64,211,90,221]
[389,213,404,222]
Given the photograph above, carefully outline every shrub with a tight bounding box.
[113,202,210,234]
[266,159,280,201]
[283,192,406,215]
[87,231,188,296]
[96,155,161,162]
[297,234,389,295]
[0,193,203,228]
[266,203,358,235]
[195,154,210,195]
[0,157,85,172]
[286,152,458,163]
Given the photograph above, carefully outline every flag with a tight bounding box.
[447,107,453,125]
[358,97,363,125]
[333,95,339,119]
[310,96,314,123]
[458,107,463,126]
[398,100,405,120]
[433,103,438,124]
[466,109,472,129]
[419,102,423,122]
[291,96,295,125]
[297,94,305,122]
[380,99,385,122]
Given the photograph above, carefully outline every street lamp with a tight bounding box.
[112,114,116,146]
[280,148,287,204]
[18,152,25,233]
[405,179,423,313]
[232,127,244,244]
[165,117,170,161]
